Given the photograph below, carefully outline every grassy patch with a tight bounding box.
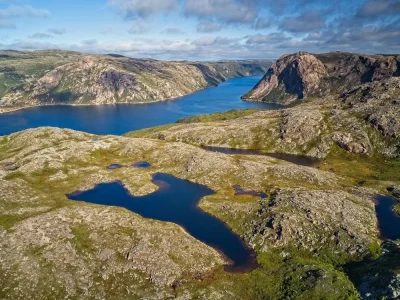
[71,224,95,254]
[124,124,177,138]
[176,109,258,124]
[392,204,400,216]
[320,144,400,186]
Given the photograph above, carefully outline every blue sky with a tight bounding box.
[0,0,399,60]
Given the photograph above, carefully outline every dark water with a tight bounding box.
[67,173,257,272]
[131,161,151,169]
[374,194,400,240]
[107,164,123,169]
[202,146,320,167]
[0,76,281,136]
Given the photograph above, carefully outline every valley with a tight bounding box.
[0,50,399,299]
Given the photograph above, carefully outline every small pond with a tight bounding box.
[131,162,151,169]
[67,172,257,272]
[107,164,123,169]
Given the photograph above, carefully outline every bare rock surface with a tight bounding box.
[243,51,399,105]
[243,52,327,104]
[0,206,222,299]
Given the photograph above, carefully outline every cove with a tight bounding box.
[374,194,400,240]
[0,76,281,136]
[202,146,320,167]
[67,172,258,273]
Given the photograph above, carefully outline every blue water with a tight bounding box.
[0,76,279,136]
[374,194,400,240]
[67,173,258,272]
[131,161,151,168]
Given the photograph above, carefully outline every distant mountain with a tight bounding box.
[242,51,400,105]
[0,50,272,111]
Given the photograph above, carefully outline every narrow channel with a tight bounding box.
[67,172,258,273]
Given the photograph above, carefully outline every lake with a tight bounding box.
[67,172,258,272]
[0,76,279,136]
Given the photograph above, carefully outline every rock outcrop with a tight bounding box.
[243,51,400,105]
[243,52,327,104]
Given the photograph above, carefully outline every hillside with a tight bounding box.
[0,127,380,299]
[242,51,400,105]
[0,50,272,111]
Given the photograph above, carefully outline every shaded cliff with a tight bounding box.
[243,51,400,105]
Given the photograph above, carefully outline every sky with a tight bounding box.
[0,0,399,60]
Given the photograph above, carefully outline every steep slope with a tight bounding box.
[243,51,400,105]
[0,50,272,110]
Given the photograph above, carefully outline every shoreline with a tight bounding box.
[0,75,264,115]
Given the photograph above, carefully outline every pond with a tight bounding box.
[67,172,258,272]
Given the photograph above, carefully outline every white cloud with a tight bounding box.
[161,28,185,35]
[28,32,53,39]
[81,39,98,46]
[128,21,151,34]
[197,22,222,33]
[0,20,16,29]
[0,5,50,18]
[108,0,179,18]
[184,0,257,24]
[48,28,66,35]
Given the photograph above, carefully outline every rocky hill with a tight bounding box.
[0,50,272,111]
[0,127,380,299]
[243,51,400,105]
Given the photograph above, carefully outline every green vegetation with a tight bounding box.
[261,88,293,104]
[176,109,258,124]
[124,124,178,138]
[248,251,359,300]
[0,50,81,98]
[393,204,400,216]
[320,144,400,187]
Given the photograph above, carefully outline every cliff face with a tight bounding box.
[0,50,272,109]
[243,51,400,105]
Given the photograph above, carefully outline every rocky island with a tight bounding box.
[0,50,272,112]
[1,50,400,299]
